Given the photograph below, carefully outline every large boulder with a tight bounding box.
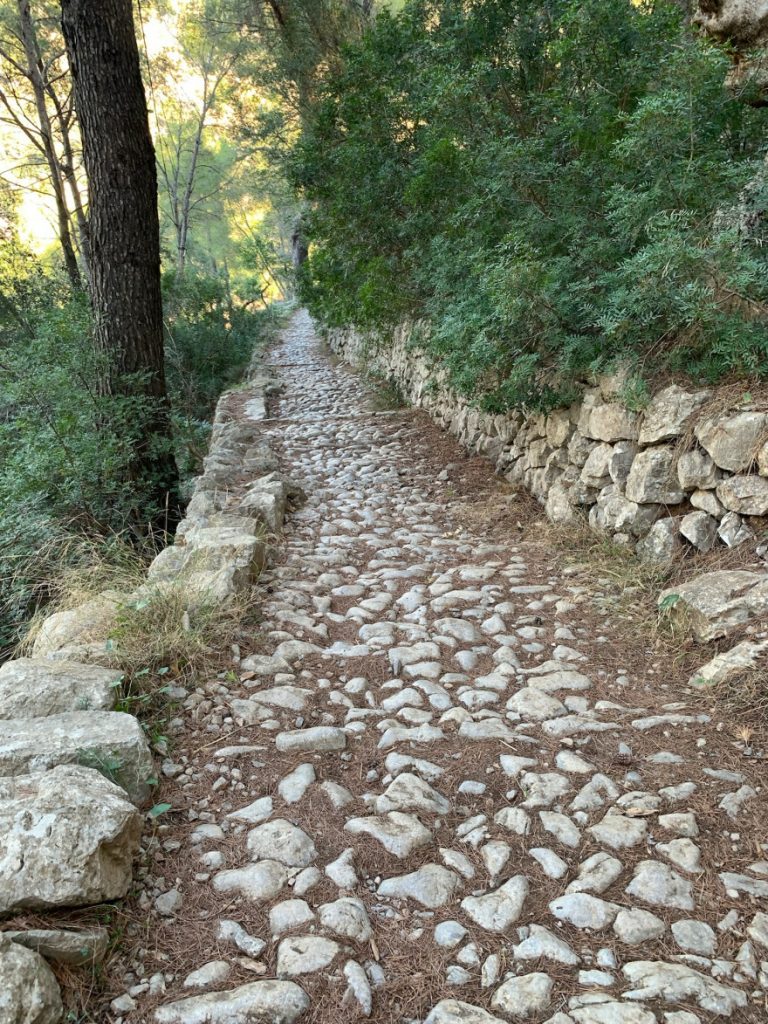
[0,659,118,720]
[0,710,154,804]
[0,765,141,915]
[625,447,684,505]
[147,526,266,604]
[31,591,126,659]
[0,936,63,1024]
[695,411,768,472]
[638,385,710,444]
[716,474,768,515]
[659,570,768,641]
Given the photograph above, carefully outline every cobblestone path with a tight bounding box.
[137,311,768,1024]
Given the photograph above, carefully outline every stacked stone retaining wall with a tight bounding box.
[328,324,768,562]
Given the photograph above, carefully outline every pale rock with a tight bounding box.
[613,908,665,944]
[275,727,346,753]
[529,847,568,879]
[324,848,358,889]
[318,898,372,942]
[695,411,768,472]
[378,864,459,908]
[0,710,153,804]
[269,900,315,936]
[549,893,619,931]
[512,924,580,966]
[637,518,681,563]
[690,488,724,517]
[1,927,109,965]
[689,638,768,687]
[566,852,623,894]
[625,447,684,504]
[183,961,231,989]
[344,812,432,858]
[424,1001,506,1024]
[625,861,694,910]
[213,861,288,901]
[375,772,450,815]
[639,386,710,444]
[588,814,646,850]
[491,972,554,1018]
[678,449,719,490]
[461,875,529,932]
[671,919,716,955]
[658,569,768,642]
[0,765,141,914]
[717,474,768,515]
[680,511,718,553]
[276,935,340,978]
[571,1003,656,1024]
[507,688,567,721]
[343,959,372,1016]
[31,591,124,658]
[622,959,748,1015]
[435,921,468,948]
[0,658,118,719]
[656,838,702,874]
[718,510,753,547]
[153,980,310,1023]
[217,920,266,958]
[247,820,317,868]
[0,936,63,1024]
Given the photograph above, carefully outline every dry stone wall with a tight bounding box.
[0,355,296,1021]
[328,324,768,564]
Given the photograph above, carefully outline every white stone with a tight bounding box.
[0,936,63,1024]
[0,710,154,804]
[275,727,346,753]
[0,658,118,719]
[276,935,340,978]
[625,861,694,910]
[0,765,141,914]
[246,820,317,867]
[154,980,310,1023]
[549,894,619,931]
[491,972,553,1018]
[461,875,529,932]
[378,864,459,909]
[344,812,432,858]
[318,898,372,942]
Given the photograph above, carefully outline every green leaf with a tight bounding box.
[659,593,681,612]
[148,802,172,819]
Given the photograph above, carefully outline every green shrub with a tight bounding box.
[293,0,768,408]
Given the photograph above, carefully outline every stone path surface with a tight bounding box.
[127,311,768,1024]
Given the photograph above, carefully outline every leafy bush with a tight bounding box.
[293,0,768,409]
[0,239,278,654]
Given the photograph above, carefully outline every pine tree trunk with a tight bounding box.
[60,0,180,532]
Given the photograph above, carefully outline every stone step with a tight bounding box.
[0,657,119,720]
[0,709,154,804]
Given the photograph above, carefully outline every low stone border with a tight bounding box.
[328,324,768,563]
[0,354,298,1019]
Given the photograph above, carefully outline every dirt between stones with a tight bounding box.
[39,309,768,1024]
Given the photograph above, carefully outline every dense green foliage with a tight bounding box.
[294,0,768,409]
[0,232,280,653]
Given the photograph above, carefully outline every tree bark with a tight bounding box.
[60,0,180,532]
[17,0,81,290]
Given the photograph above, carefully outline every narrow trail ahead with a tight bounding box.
[135,311,768,1024]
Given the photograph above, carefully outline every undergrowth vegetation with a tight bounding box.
[0,233,283,656]
[294,0,768,410]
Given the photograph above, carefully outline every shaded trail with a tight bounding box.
[132,310,767,1024]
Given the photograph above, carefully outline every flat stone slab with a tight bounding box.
[154,980,310,1023]
[0,658,119,719]
[0,710,154,804]
[0,765,141,915]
